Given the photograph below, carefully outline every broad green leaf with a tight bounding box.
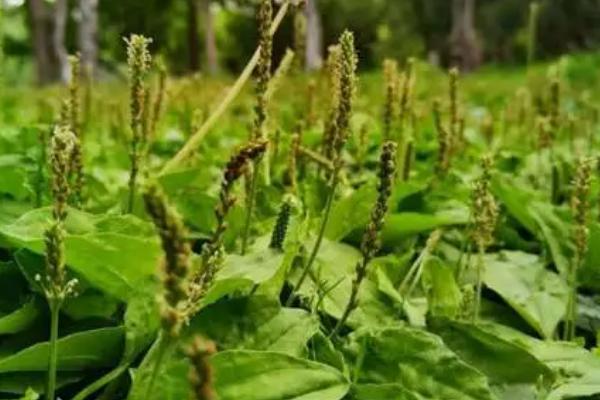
[429,318,553,385]
[460,322,600,400]
[0,297,40,335]
[72,291,159,400]
[129,348,350,400]
[190,296,319,356]
[0,327,124,373]
[483,251,568,338]
[0,372,81,395]
[352,384,420,400]
[292,239,399,329]
[422,257,462,319]
[61,292,120,321]
[122,287,160,362]
[0,208,161,301]
[346,326,496,400]
[529,202,572,277]
[201,244,286,308]
[491,176,538,233]
[0,155,30,200]
[381,211,468,245]
[213,351,350,400]
[325,183,376,241]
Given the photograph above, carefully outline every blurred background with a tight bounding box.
[1,0,600,85]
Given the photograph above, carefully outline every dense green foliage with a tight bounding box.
[2,8,600,398]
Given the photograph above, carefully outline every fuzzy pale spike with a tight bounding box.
[125,34,153,213]
[565,157,595,340]
[470,155,499,321]
[186,337,217,400]
[143,184,190,338]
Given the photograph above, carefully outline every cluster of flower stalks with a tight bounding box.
[37,1,600,399]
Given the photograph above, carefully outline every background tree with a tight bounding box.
[450,0,482,72]
[201,0,219,75]
[78,0,99,76]
[305,0,323,70]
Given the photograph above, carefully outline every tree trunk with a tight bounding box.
[201,0,218,75]
[450,0,482,72]
[305,0,323,71]
[187,0,200,72]
[78,0,99,77]
[52,0,69,83]
[28,0,53,84]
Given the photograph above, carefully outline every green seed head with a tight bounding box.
[125,34,152,139]
[361,141,397,260]
[270,199,292,251]
[571,157,594,260]
[383,59,399,140]
[50,125,76,221]
[333,30,358,161]
[253,0,273,140]
[323,45,342,160]
[471,155,499,250]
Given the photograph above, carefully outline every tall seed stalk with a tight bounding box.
[288,31,357,306]
[470,155,498,321]
[41,126,78,400]
[330,141,397,337]
[65,55,86,206]
[187,141,267,314]
[564,157,594,341]
[242,0,272,254]
[126,35,152,214]
[142,184,191,397]
[382,59,399,141]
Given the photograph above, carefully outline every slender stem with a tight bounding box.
[286,175,338,307]
[144,334,170,400]
[329,263,362,338]
[72,364,129,400]
[159,1,291,176]
[564,256,580,341]
[473,245,484,322]
[46,300,61,400]
[241,160,260,255]
[127,169,137,214]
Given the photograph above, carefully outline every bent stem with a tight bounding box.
[46,299,61,400]
[72,364,129,400]
[159,1,291,176]
[286,174,339,306]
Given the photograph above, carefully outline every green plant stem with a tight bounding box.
[144,334,171,399]
[564,257,581,341]
[72,364,129,400]
[242,160,260,255]
[46,300,61,400]
[159,1,291,176]
[329,258,364,338]
[473,245,484,322]
[286,175,339,307]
